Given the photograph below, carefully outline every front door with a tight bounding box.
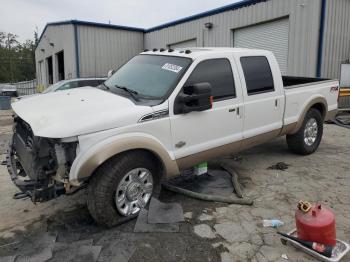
[169,55,244,166]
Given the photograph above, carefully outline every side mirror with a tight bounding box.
[174,82,212,114]
[107,69,116,78]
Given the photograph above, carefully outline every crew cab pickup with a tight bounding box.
[7,48,339,226]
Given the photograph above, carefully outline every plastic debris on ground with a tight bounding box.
[262,219,284,228]
[281,254,288,260]
[148,197,184,224]
[193,162,208,176]
[167,170,237,196]
[134,209,180,233]
[134,197,184,232]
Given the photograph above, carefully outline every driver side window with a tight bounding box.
[185,58,236,101]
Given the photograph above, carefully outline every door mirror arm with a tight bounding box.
[174,82,212,115]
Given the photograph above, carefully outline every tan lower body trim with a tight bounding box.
[325,109,337,121]
[176,141,241,171]
[175,107,337,173]
[279,123,298,136]
[281,109,338,136]
[176,129,281,171]
[75,137,179,182]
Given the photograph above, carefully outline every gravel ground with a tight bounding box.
[0,109,349,262]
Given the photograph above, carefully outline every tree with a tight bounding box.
[0,32,5,48]
[34,28,39,46]
[0,31,36,83]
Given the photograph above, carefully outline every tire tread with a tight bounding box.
[286,108,323,155]
[87,150,160,227]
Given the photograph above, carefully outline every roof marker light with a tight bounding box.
[185,50,192,54]
[168,49,174,52]
[153,48,158,52]
[160,48,165,52]
[143,49,149,52]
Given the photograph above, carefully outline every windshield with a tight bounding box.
[43,80,67,94]
[104,55,192,99]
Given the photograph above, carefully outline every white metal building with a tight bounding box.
[35,21,144,88]
[35,0,350,88]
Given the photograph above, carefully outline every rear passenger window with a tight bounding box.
[240,56,275,95]
[185,59,236,100]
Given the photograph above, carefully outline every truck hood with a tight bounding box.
[11,87,153,138]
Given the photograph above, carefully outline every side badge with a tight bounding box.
[330,86,339,93]
[175,141,186,148]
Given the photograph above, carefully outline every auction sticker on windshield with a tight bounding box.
[162,63,183,73]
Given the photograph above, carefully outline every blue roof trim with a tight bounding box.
[73,24,80,78]
[35,19,145,50]
[316,0,327,77]
[145,0,268,32]
[36,0,268,50]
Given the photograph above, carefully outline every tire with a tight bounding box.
[286,108,323,155]
[87,150,161,227]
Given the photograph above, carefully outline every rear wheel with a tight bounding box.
[286,108,323,155]
[87,151,161,227]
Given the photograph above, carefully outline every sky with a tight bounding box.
[0,0,240,42]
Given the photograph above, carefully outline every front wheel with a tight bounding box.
[286,108,323,155]
[87,151,160,227]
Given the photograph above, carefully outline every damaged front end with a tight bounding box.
[6,117,78,202]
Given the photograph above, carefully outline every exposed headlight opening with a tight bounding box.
[7,117,78,202]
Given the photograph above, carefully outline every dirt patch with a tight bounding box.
[267,162,290,171]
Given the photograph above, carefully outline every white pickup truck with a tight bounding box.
[7,48,339,226]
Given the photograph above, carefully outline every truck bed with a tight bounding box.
[283,76,329,88]
[283,78,339,126]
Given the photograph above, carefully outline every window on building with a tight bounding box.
[240,56,275,95]
[185,59,236,100]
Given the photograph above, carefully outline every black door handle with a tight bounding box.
[229,108,236,113]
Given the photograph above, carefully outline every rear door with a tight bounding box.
[169,54,244,161]
[234,53,285,138]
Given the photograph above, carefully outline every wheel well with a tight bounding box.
[91,149,165,181]
[310,103,326,119]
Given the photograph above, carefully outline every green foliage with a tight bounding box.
[0,31,36,83]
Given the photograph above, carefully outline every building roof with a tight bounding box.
[36,19,145,50]
[146,0,268,32]
[36,0,267,49]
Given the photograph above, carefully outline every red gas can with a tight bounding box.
[295,202,336,247]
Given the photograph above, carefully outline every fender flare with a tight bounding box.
[69,133,179,186]
[287,96,328,135]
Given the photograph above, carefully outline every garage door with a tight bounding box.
[168,38,197,49]
[234,18,289,74]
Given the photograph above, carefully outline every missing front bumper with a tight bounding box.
[6,137,66,203]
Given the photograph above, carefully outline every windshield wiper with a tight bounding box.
[98,82,110,90]
[115,85,139,101]
[102,83,110,90]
